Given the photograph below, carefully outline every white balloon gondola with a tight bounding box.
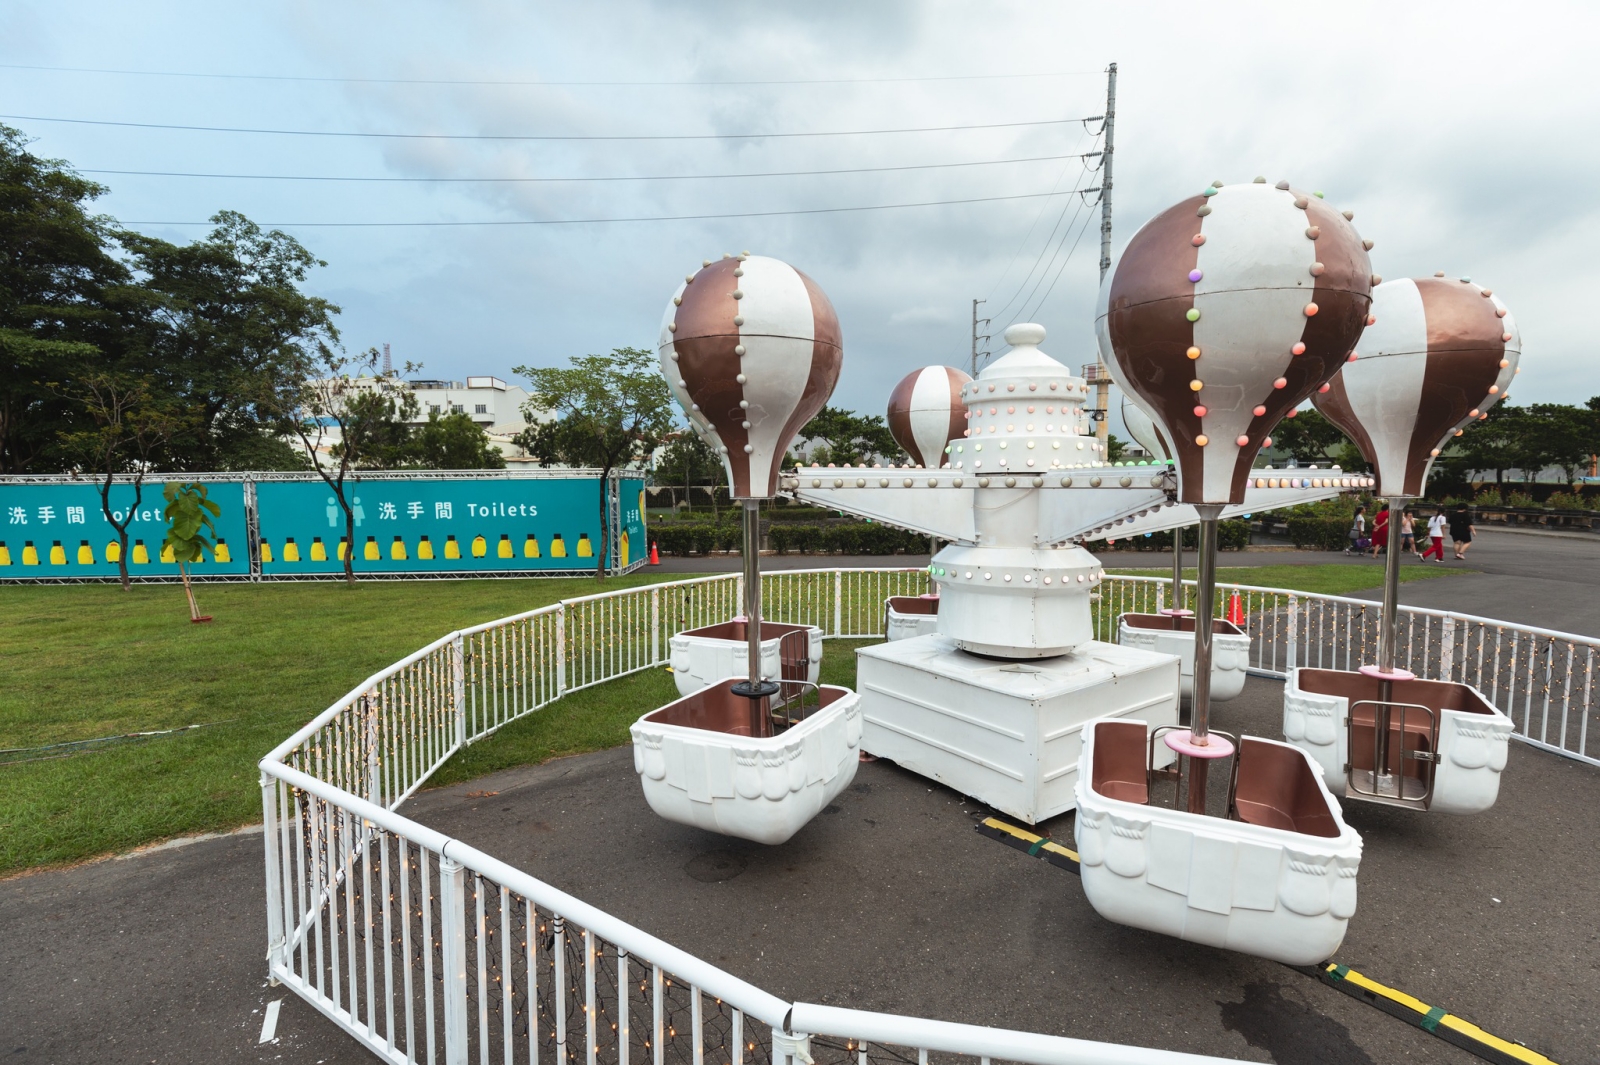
[668,619,823,698]
[1291,275,1520,813]
[1084,177,1374,961]
[1115,396,1250,704]
[880,365,969,639]
[632,254,859,845]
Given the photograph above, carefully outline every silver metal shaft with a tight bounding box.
[1190,504,1223,742]
[1372,497,1408,789]
[743,499,762,689]
[1171,527,1184,613]
[1097,62,1117,283]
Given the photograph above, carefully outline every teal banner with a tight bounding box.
[0,481,249,578]
[620,476,647,568]
[255,478,607,575]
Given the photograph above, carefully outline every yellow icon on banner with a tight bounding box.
[471,535,487,558]
[444,535,461,560]
[619,531,629,567]
[260,541,274,563]
[497,534,513,559]
[0,542,10,566]
[310,537,327,561]
[106,540,121,563]
[523,534,540,559]
[418,535,435,560]
[77,540,94,564]
[576,533,593,558]
[160,541,175,563]
[285,537,302,562]
[22,541,40,565]
[550,534,567,558]
[337,537,350,561]
[132,539,150,564]
[364,536,380,561]
[213,539,231,563]
[49,540,66,565]
[391,536,407,560]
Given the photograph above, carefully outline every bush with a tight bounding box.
[1285,516,1353,551]
[649,523,721,556]
[1545,490,1590,512]
[1473,487,1503,507]
[1091,520,1249,552]
[1505,489,1537,509]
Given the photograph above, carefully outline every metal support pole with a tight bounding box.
[1373,497,1408,791]
[1095,62,1117,448]
[1187,504,1222,814]
[970,299,989,377]
[732,500,777,735]
[260,773,284,980]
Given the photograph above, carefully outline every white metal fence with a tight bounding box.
[261,567,1597,1065]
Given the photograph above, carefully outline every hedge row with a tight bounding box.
[1086,519,1251,553]
[647,522,928,556]
[1285,516,1358,550]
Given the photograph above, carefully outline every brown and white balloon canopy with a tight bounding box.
[1096,178,1374,505]
[886,365,972,468]
[1316,275,1521,498]
[659,254,842,499]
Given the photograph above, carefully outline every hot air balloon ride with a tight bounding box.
[1283,275,1519,814]
[882,365,972,639]
[632,253,862,845]
[1078,178,1370,964]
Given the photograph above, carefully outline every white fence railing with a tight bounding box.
[261,567,1597,1065]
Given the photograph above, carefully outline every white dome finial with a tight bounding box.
[1004,322,1046,348]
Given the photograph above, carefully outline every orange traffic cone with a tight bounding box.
[1226,590,1245,626]
[649,540,660,566]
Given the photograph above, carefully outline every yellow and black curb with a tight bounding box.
[975,816,1557,1065]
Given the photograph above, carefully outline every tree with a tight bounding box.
[1105,432,1127,463]
[795,406,902,466]
[120,211,342,471]
[515,347,675,579]
[1270,408,1347,466]
[279,348,417,585]
[0,124,130,473]
[409,410,506,470]
[53,374,184,590]
[656,431,721,514]
[161,482,219,622]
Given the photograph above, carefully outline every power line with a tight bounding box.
[1,112,1100,143]
[990,153,1098,322]
[123,187,1101,228]
[1023,205,1099,321]
[81,151,1100,185]
[1006,190,1093,327]
[0,62,1104,87]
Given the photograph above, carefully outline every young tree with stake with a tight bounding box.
[161,481,219,622]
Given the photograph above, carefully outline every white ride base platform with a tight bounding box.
[631,680,861,845]
[1075,718,1363,966]
[669,620,823,698]
[884,595,940,642]
[1283,668,1513,814]
[855,634,1180,824]
[1117,613,1250,702]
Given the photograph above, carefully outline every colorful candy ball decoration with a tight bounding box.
[659,254,843,498]
[886,365,973,467]
[1095,178,1373,504]
[1315,277,1520,497]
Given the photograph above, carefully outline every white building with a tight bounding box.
[298,375,554,463]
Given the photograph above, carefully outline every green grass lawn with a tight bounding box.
[0,560,1463,875]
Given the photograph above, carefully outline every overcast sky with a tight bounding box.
[4,1,1596,433]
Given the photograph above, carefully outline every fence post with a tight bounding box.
[555,606,567,696]
[651,587,661,665]
[735,573,744,621]
[1285,594,1298,674]
[773,1029,812,1065]
[363,694,381,807]
[452,636,467,751]
[260,773,284,982]
[1440,615,1457,683]
[833,570,843,636]
[439,853,469,1065]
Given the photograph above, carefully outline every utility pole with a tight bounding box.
[1092,62,1117,447]
[970,299,991,377]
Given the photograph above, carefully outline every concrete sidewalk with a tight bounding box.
[4,675,1595,1064]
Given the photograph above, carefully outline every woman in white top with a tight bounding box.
[1421,510,1448,561]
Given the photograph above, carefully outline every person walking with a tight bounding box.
[1370,505,1389,559]
[1346,504,1367,555]
[1421,509,1448,561]
[1450,504,1476,560]
[1400,510,1418,556]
